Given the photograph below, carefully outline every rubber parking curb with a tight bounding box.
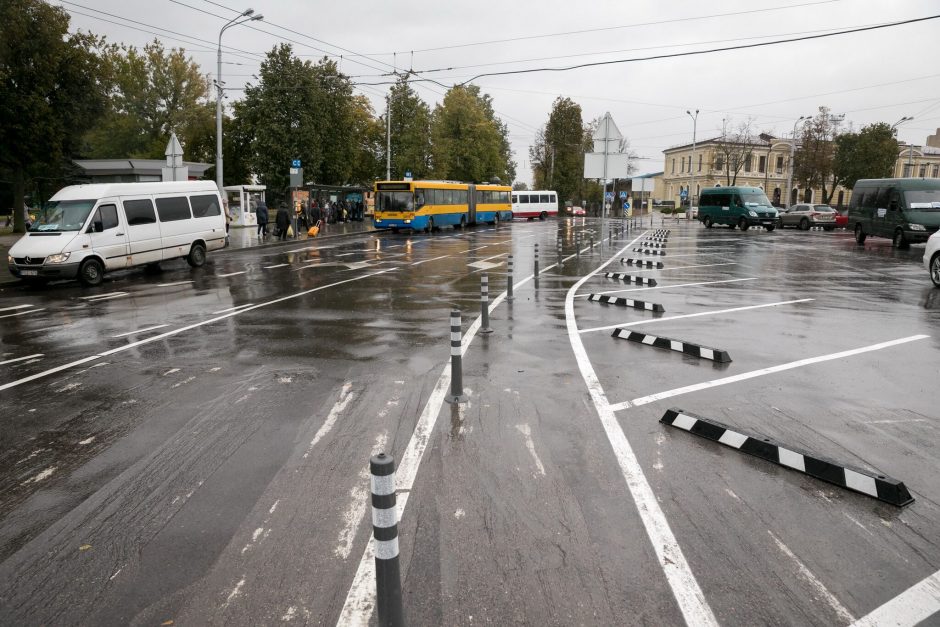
[653,229,670,235]
[612,329,731,362]
[588,293,665,312]
[659,408,914,507]
[633,248,666,256]
[621,258,664,268]
[639,242,666,249]
[605,272,657,286]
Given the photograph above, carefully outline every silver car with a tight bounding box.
[778,204,838,230]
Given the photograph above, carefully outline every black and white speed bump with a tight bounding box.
[612,329,731,362]
[660,408,914,507]
[639,241,666,248]
[621,258,664,268]
[605,273,657,286]
[633,248,666,256]
[588,294,664,312]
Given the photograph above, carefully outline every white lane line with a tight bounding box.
[0,354,44,366]
[335,432,388,560]
[263,263,288,269]
[516,423,546,476]
[157,281,194,287]
[850,569,940,627]
[304,383,354,458]
[411,254,450,266]
[336,252,358,257]
[479,252,509,262]
[0,304,34,312]
[111,324,169,338]
[0,308,45,319]
[217,271,247,278]
[619,334,929,410]
[579,299,815,334]
[563,231,719,626]
[467,245,490,251]
[80,292,128,300]
[0,268,398,392]
[212,303,255,315]
[339,263,538,625]
[656,262,739,270]
[82,293,128,302]
[576,277,757,297]
[768,530,854,623]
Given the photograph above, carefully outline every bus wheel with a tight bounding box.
[494,214,500,227]
[187,242,207,267]
[893,229,909,249]
[854,223,866,244]
[738,217,750,231]
[425,217,434,233]
[539,211,547,220]
[703,216,713,228]
[79,258,104,287]
[458,216,466,230]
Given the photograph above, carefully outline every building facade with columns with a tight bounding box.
[662,129,940,209]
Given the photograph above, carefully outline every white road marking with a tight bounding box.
[304,383,354,458]
[78,436,95,445]
[576,277,757,298]
[163,368,179,376]
[563,232,719,626]
[864,418,928,425]
[111,324,169,338]
[335,432,387,560]
[156,281,194,287]
[0,308,45,319]
[217,271,247,277]
[0,304,34,312]
[516,423,546,476]
[468,260,500,270]
[768,530,854,623]
[622,335,929,409]
[222,577,246,608]
[656,262,739,270]
[0,268,398,392]
[80,292,128,300]
[850,569,940,627]
[172,376,196,388]
[411,254,449,266]
[212,304,255,315]
[264,263,288,269]
[579,299,815,333]
[21,467,56,485]
[81,293,127,302]
[0,354,44,366]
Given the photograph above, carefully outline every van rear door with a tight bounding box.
[87,199,129,270]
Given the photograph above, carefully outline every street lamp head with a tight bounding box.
[241,8,254,16]
[251,14,263,21]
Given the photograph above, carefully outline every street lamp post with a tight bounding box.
[686,109,698,219]
[216,9,263,193]
[785,115,809,207]
[891,116,913,177]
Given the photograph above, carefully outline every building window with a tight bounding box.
[804,188,813,203]
[934,165,939,178]
[837,190,844,208]
[903,164,912,177]
[672,158,676,174]
[776,155,784,174]
[698,154,702,172]
[790,188,798,206]
[758,156,766,173]
[920,164,928,177]
[715,155,724,171]
[744,155,752,172]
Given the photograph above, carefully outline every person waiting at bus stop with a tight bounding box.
[255,201,269,238]
[275,202,291,240]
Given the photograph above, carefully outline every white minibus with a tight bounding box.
[7,181,226,286]
[511,190,559,220]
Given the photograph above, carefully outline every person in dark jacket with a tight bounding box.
[275,202,291,240]
[310,201,322,227]
[255,201,269,237]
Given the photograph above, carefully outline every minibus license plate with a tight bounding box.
[21,270,38,276]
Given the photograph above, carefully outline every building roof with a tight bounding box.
[73,159,212,176]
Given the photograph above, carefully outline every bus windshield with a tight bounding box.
[28,200,97,232]
[376,191,414,212]
[740,192,773,208]
[905,190,940,210]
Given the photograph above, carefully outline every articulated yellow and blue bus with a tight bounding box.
[373,180,512,232]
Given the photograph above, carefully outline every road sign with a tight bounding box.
[605,192,614,201]
[679,189,688,199]
[623,201,630,209]
[404,170,413,181]
[619,191,627,200]
[605,202,611,210]
[291,159,302,168]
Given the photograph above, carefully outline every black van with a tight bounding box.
[849,178,940,248]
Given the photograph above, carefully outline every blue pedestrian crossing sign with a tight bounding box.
[291,158,302,168]
[679,189,688,199]
[605,192,614,201]
[619,191,627,200]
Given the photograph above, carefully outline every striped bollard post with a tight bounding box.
[609,228,613,244]
[480,274,493,334]
[557,238,563,265]
[371,453,405,627]
[590,234,594,251]
[576,234,580,260]
[506,255,514,301]
[534,243,540,277]
[445,309,466,404]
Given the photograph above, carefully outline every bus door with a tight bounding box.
[467,184,477,224]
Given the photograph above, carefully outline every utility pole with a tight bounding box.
[785,115,808,207]
[686,109,698,219]
[386,94,391,181]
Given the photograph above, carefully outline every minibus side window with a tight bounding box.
[888,190,900,211]
[155,196,192,221]
[89,204,119,232]
[124,199,157,225]
[190,194,221,217]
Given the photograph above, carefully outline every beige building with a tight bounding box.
[662,130,940,208]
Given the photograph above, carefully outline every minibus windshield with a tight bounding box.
[740,192,772,208]
[28,200,97,232]
[905,190,940,210]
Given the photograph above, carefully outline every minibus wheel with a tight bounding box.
[892,229,909,250]
[738,218,750,231]
[703,216,713,228]
[79,258,104,287]
[187,243,207,267]
[854,223,866,244]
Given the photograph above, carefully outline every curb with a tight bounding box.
[659,408,914,507]
[633,248,666,256]
[588,293,665,312]
[605,272,657,286]
[217,226,376,258]
[639,242,666,248]
[621,258,664,268]
[612,330,731,362]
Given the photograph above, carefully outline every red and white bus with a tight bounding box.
[511,190,558,220]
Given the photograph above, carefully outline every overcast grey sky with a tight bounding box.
[62,0,940,184]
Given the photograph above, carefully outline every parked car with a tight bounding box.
[849,178,940,248]
[779,204,838,230]
[833,209,848,229]
[925,230,940,287]
[697,186,778,231]
[571,206,586,216]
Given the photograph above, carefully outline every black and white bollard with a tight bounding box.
[590,234,594,250]
[445,309,466,404]
[576,234,580,260]
[506,255,514,301]
[557,238,563,265]
[609,228,613,244]
[480,274,493,334]
[371,453,405,627]
[534,243,540,277]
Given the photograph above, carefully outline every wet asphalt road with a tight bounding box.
[0,217,938,626]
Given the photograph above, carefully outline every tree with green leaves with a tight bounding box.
[83,40,211,161]
[834,122,898,190]
[384,79,432,180]
[348,94,385,185]
[430,85,515,183]
[1,0,108,232]
[794,106,839,203]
